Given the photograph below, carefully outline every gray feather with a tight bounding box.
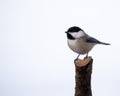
[86,37,110,45]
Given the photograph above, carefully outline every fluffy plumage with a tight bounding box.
[65,26,110,59]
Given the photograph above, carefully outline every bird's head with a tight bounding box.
[65,26,85,40]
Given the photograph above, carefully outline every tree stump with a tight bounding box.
[74,57,93,96]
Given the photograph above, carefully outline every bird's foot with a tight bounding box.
[74,54,80,63]
[84,55,88,59]
[74,58,78,63]
[84,53,88,59]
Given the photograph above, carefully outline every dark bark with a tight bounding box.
[74,57,93,96]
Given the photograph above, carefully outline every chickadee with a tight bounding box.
[65,26,110,59]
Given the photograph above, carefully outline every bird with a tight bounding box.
[65,26,110,59]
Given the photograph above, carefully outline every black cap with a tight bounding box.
[67,26,83,32]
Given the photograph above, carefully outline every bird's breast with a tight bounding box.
[67,38,95,54]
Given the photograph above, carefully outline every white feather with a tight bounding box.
[70,31,85,38]
[67,38,95,54]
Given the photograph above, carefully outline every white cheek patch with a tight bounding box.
[70,32,78,38]
[70,31,85,38]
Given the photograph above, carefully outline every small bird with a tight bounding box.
[65,26,110,59]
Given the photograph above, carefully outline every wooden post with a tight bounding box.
[74,57,93,96]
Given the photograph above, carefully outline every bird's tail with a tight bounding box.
[99,42,110,45]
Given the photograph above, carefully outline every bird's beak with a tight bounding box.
[65,31,68,33]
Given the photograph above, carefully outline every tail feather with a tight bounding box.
[99,42,110,45]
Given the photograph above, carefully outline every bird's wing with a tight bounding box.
[86,37,101,44]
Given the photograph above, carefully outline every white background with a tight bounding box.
[0,0,119,96]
